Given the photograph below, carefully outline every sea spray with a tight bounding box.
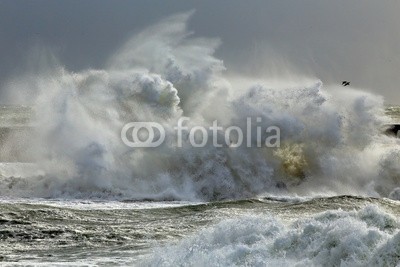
[144,205,400,266]
[0,12,399,201]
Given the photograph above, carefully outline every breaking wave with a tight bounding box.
[145,205,400,266]
[1,12,400,201]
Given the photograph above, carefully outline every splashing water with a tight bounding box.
[1,12,399,201]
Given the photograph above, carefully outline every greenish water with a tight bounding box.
[385,105,400,121]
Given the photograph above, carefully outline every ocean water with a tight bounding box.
[0,197,399,266]
[1,12,400,266]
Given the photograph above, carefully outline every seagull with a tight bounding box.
[342,81,350,86]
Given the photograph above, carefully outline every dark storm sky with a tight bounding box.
[1,0,399,103]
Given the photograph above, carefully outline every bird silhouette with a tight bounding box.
[342,81,350,86]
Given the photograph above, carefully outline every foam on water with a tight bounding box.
[145,205,400,266]
[0,197,202,210]
[0,12,399,201]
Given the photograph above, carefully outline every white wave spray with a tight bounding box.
[145,205,400,266]
[1,12,400,201]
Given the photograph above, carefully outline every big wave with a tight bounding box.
[0,12,399,201]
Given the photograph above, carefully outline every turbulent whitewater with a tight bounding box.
[0,12,399,266]
[1,12,399,201]
[0,196,399,266]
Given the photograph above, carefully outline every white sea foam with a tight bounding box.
[0,197,200,210]
[0,12,399,201]
[145,205,400,266]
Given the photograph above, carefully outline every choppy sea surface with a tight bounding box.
[0,196,399,266]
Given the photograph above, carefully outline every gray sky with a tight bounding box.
[1,0,399,103]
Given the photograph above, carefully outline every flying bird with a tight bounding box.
[342,81,350,86]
